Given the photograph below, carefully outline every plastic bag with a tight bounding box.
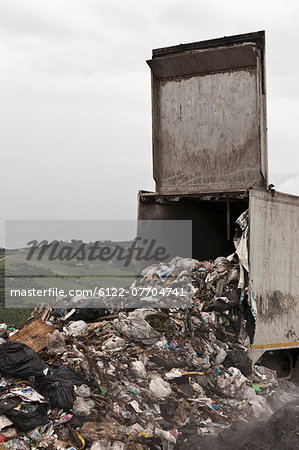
[113,312,160,345]
[37,376,75,411]
[0,397,48,432]
[0,414,13,430]
[244,386,272,419]
[223,349,251,376]
[46,330,66,355]
[149,376,172,398]
[102,336,126,352]
[164,368,183,380]
[216,367,247,398]
[0,324,7,338]
[0,341,47,379]
[52,365,90,386]
[66,320,87,337]
[37,365,89,410]
[131,361,147,379]
[215,348,227,365]
[90,440,125,450]
[75,384,91,398]
[72,397,91,416]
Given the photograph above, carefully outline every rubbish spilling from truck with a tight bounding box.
[0,211,297,449]
[1,29,299,450]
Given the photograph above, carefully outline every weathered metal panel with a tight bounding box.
[148,31,268,194]
[152,31,266,59]
[249,190,299,356]
[147,44,257,79]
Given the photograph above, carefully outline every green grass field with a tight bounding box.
[1,243,137,318]
[0,252,33,326]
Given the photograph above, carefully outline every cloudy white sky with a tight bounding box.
[1,0,299,244]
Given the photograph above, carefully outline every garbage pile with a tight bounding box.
[0,212,297,449]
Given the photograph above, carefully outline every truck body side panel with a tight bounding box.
[249,190,299,354]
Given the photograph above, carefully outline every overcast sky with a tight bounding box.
[1,0,299,244]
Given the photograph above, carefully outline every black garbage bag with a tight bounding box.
[0,397,48,432]
[0,397,20,414]
[8,403,49,432]
[52,365,90,386]
[37,375,75,411]
[67,414,92,428]
[223,349,252,376]
[204,289,240,313]
[37,365,91,411]
[53,298,109,322]
[0,341,47,379]
[71,298,109,321]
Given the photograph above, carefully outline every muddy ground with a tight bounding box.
[176,398,299,450]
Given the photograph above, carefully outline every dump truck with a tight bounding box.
[138,31,299,374]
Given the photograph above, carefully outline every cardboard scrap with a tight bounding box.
[9,319,54,353]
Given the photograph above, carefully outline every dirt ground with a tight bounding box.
[176,398,299,450]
